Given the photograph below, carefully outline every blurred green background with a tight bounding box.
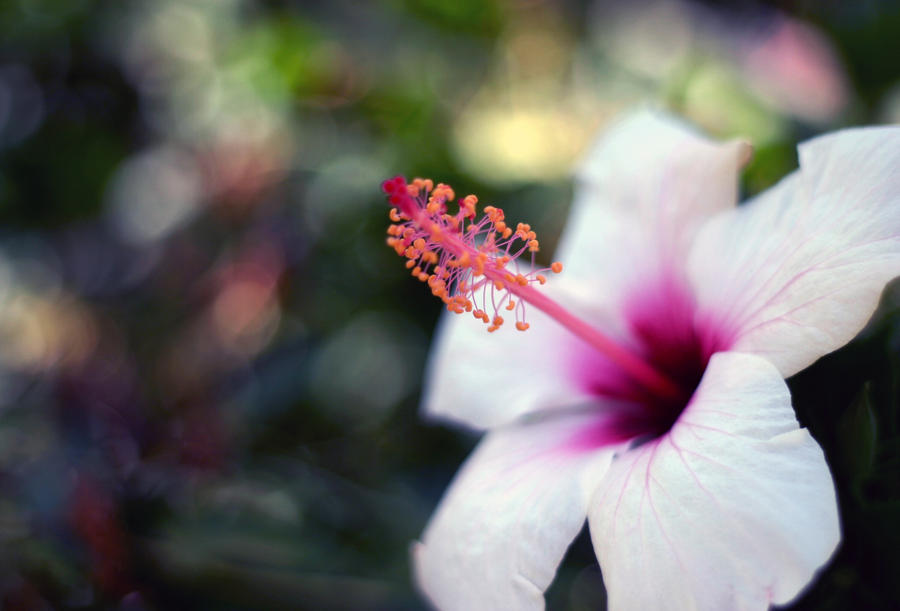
[0,0,899,608]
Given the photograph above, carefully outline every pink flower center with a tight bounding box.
[572,278,731,444]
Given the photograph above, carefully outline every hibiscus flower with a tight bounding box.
[383,111,900,610]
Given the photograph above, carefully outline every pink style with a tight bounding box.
[383,111,900,611]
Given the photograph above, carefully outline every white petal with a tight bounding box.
[414,413,623,611]
[689,125,900,376]
[422,282,613,430]
[556,109,751,305]
[588,352,839,611]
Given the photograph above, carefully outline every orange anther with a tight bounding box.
[515,274,528,286]
[389,208,402,222]
[502,228,512,239]
[461,194,478,218]
[473,254,486,277]
[515,322,530,331]
[405,259,416,269]
[492,315,504,326]
[551,262,563,273]
[414,238,426,250]
[537,274,547,284]
[505,300,516,311]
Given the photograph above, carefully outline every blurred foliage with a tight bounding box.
[0,0,897,609]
